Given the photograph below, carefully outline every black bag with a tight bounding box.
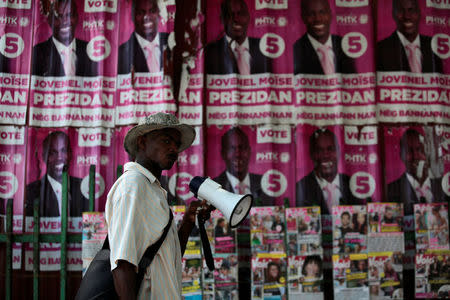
[75,211,173,300]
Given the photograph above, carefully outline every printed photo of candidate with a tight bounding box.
[205,0,272,75]
[117,0,168,74]
[25,130,88,217]
[376,0,442,73]
[296,128,363,215]
[293,0,356,75]
[32,0,98,76]
[386,128,449,216]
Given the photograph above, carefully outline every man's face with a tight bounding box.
[139,128,181,171]
[402,132,428,181]
[341,214,350,227]
[393,0,420,42]
[311,133,338,182]
[50,1,78,45]
[46,134,70,182]
[222,131,250,181]
[301,0,331,44]
[134,0,160,41]
[223,0,250,45]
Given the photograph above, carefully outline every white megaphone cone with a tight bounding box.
[189,176,253,227]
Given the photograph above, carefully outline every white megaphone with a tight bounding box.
[189,176,253,227]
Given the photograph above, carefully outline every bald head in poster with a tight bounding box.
[205,0,272,74]
[376,0,442,73]
[25,131,88,217]
[293,0,356,75]
[32,0,98,76]
[296,129,363,215]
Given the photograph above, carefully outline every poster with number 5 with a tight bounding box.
[0,0,34,124]
[28,0,119,127]
[206,125,295,207]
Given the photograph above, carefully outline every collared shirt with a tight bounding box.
[226,35,251,70]
[406,173,433,203]
[47,174,62,216]
[396,31,422,70]
[105,162,182,300]
[135,33,161,64]
[315,174,342,209]
[307,34,335,71]
[225,171,250,194]
[52,37,76,73]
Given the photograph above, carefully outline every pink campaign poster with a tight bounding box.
[28,0,119,127]
[376,0,450,124]
[0,0,33,124]
[205,0,294,125]
[295,125,378,215]
[115,0,176,126]
[293,0,376,126]
[206,125,295,207]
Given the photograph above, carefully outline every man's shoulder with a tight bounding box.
[205,36,226,52]
[377,32,398,47]
[26,178,42,192]
[298,171,315,185]
[33,38,53,53]
[293,34,309,48]
[75,38,89,50]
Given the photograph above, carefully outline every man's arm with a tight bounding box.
[112,260,137,300]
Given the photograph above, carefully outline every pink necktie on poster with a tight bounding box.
[323,183,336,212]
[144,42,161,73]
[236,182,248,194]
[416,185,430,202]
[405,44,421,73]
[61,48,75,76]
[317,44,334,75]
[235,44,250,75]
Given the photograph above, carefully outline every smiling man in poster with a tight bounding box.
[32,0,98,77]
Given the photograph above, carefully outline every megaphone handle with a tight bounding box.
[198,215,215,271]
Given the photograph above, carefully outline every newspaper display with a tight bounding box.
[368,252,403,299]
[250,207,286,255]
[414,203,449,252]
[214,254,239,300]
[288,255,324,300]
[286,206,322,256]
[252,256,287,300]
[415,250,450,298]
[333,254,369,300]
[81,212,107,275]
[368,203,405,253]
[332,205,367,254]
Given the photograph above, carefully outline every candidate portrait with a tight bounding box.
[117,0,168,74]
[296,128,364,215]
[293,0,356,75]
[32,0,98,77]
[25,131,88,217]
[376,0,442,73]
[205,0,272,75]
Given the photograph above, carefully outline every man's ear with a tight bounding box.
[137,135,146,153]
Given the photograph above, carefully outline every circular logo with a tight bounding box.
[342,32,367,58]
[87,36,111,62]
[0,33,25,58]
[81,173,105,199]
[349,171,375,199]
[431,33,450,59]
[168,172,194,202]
[260,33,285,59]
[261,169,287,197]
[0,171,18,199]
[442,172,450,197]
[368,153,377,164]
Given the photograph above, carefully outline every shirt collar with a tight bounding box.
[47,174,62,193]
[307,34,332,51]
[135,32,160,49]
[226,35,249,51]
[225,171,250,189]
[124,161,159,184]
[406,172,431,190]
[52,37,76,54]
[314,173,339,190]
[396,31,420,48]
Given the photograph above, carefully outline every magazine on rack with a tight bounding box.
[250,207,286,255]
[332,205,367,254]
[333,254,369,300]
[368,203,405,253]
[415,250,450,298]
[286,206,322,256]
[252,255,287,300]
[213,254,239,300]
[414,203,449,252]
[288,255,324,299]
[205,209,237,254]
[368,251,403,299]
[81,212,107,275]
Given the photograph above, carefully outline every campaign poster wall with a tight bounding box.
[205,0,294,125]
[115,0,176,126]
[206,125,294,207]
[28,0,119,127]
[376,0,450,124]
[0,0,33,124]
[293,0,376,125]
[295,125,379,216]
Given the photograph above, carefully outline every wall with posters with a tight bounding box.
[0,0,450,299]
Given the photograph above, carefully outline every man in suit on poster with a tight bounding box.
[205,0,271,75]
[214,127,274,206]
[32,0,98,77]
[376,0,442,73]
[293,0,356,75]
[25,131,88,217]
[117,0,168,74]
[0,54,9,73]
[387,128,449,216]
[296,129,363,215]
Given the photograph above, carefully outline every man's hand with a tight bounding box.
[112,260,137,300]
